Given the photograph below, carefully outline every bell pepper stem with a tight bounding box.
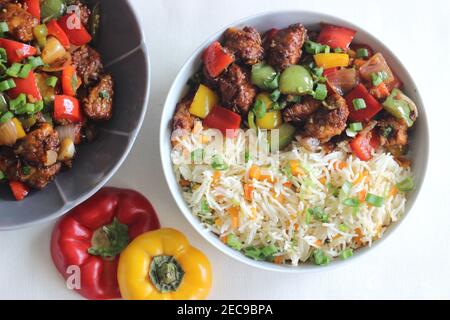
[88,218,129,259]
[150,255,185,293]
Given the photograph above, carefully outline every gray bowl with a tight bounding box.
[0,0,150,230]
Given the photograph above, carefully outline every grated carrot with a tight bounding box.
[220,235,227,244]
[283,181,293,188]
[274,256,284,264]
[289,160,305,176]
[354,170,368,185]
[358,190,367,203]
[333,234,342,241]
[334,161,348,171]
[354,228,364,246]
[228,207,240,230]
[250,207,257,220]
[314,239,323,247]
[212,171,221,184]
[260,174,276,183]
[180,179,191,188]
[294,223,299,231]
[244,184,254,201]
[200,135,210,144]
[215,218,223,227]
[319,177,327,185]
[389,186,398,198]
[249,165,261,180]
[354,58,366,69]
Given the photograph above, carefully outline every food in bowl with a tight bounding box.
[0,0,113,201]
[170,21,418,266]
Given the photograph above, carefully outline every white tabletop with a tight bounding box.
[0,0,449,300]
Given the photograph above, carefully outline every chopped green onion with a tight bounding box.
[0,48,7,62]
[190,148,204,163]
[305,209,311,224]
[0,170,5,180]
[263,73,280,90]
[0,111,13,123]
[211,155,229,171]
[9,93,26,110]
[244,247,262,260]
[305,40,330,55]
[396,177,415,192]
[371,71,388,86]
[22,166,31,175]
[252,98,266,120]
[0,22,8,36]
[343,198,360,208]
[28,56,44,68]
[308,207,328,223]
[341,181,353,194]
[34,101,44,113]
[6,63,22,77]
[339,249,353,260]
[356,48,369,58]
[226,234,242,251]
[334,47,343,53]
[200,198,210,214]
[365,193,384,207]
[312,249,330,266]
[261,244,278,260]
[244,151,250,163]
[313,83,328,101]
[338,224,349,232]
[46,76,58,88]
[312,67,324,77]
[18,64,32,78]
[353,98,366,111]
[349,122,363,132]
[270,89,281,102]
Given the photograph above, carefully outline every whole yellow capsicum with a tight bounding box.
[314,53,349,69]
[117,228,212,300]
[189,84,219,119]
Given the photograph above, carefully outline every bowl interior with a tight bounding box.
[160,11,429,272]
[0,0,150,230]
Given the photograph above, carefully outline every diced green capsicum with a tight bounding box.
[279,65,314,95]
[382,88,418,128]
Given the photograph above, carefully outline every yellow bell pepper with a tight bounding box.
[314,53,349,69]
[256,110,282,129]
[255,92,273,110]
[12,118,26,139]
[117,228,212,300]
[189,84,219,119]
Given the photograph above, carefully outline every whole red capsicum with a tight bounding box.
[51,188,160,300]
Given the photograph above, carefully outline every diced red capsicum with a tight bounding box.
[9,181,30,201]
[0,39,37,63]
[24,0,40,20]
[317,24,357,49]
[202,41,234,78]
[8,71,42,101]
[47,20,71,49]
[350,131,379,161]
[54,95,83,123]
[51,187,161,300]
[203,105,241,137]
[58,14,92,46]
[345,84,383,122]
[62,65,80,96]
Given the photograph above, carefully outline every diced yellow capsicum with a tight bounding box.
[256,110,282,129]
[189,84,219,119]
[255,92,274,110]
[314,53,349,69]
[12,118,26,139]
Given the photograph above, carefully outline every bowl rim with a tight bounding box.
[160,9,430,273]
[0,0,151,231]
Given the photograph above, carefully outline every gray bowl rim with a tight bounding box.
[1,0,151,231]
[160,9,429,273]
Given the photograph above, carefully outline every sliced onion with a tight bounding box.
[359,53,395,86]
[45,150,58,166]
[326,68,358,95]
[0,120,18,146]
[56,125,81,144]
[42,37,67,66]
[58,138,76,161]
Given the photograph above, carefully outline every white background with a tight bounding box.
[0,0,449,300]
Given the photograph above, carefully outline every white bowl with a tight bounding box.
[160,10,429,273]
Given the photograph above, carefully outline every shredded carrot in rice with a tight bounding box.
[389,186,398,198]
[274,256,284,264]
[334,161,348,170]
[244,184,254,201]
[229,207,240,230]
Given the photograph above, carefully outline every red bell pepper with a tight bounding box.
[54,95,83,123]
[203,105,241,137]
[51,187,161,300]
[47,20,70,49]
[350,131,379,161]
[8,71,42,101]
[202,41,234,78]
[0,39,37,63]
[24,0,40,20]
[317,24,357,49]
[9,181,30,201]
[345,84,383,122]
[58,14,92,46]
[62,65,80,96]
